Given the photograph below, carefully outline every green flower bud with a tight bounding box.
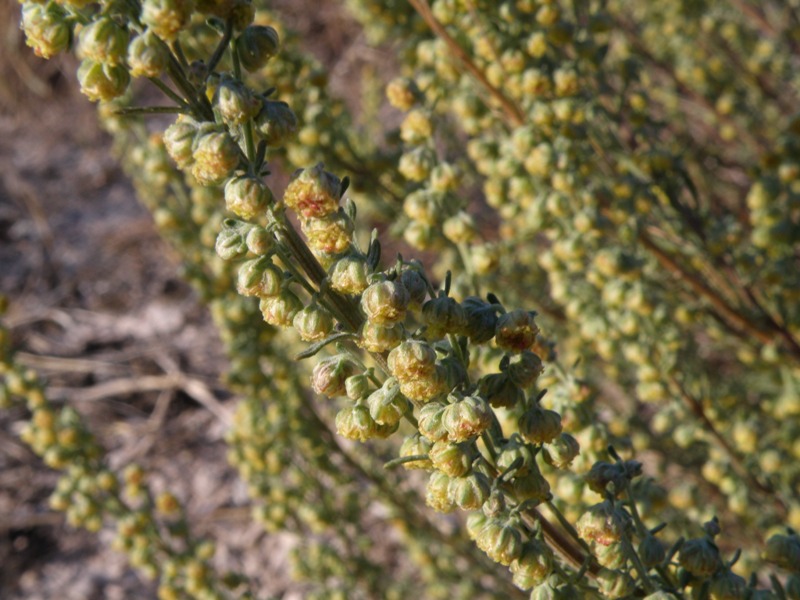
[399,146,436,182]
[403,189,441,225]
[399,433,433,470]
[519,405,562,445]
[361,280,410,326]
[224,176,272,219]
[585,460,642,496]
[302,209,353,255]
[708,569,747,599]
[191,129,240,186]
[542,433,580,469]
[329,255,370,295]
[311,355,358,397]
[418,401,449,442]
[236,25,280,72]
[237,259,282,297]
[576,501,630,547]
[495,309,539,353]
[283,164,340,219]
[245,227,274,255]
[403,221,437,250]
[293,305,334,342]
[336,404,384,442]
[679,537,722,577]
[22,3,71,60]
[127,30,168,78]
[259,289,302,327]
[638,535,665,568]
[429,440,472,477]
[386,77,420,111]
[345,373,371,401]
[466,511,490,540]
[442,211,477,244]
[477,519,523,566]
[77,59,130,102]
[462,297,501,344]
[441,394,492,442]
[78,17,128,65]
[512,470,551,503]
[448,471,491,510]
[358,321,405,353]
[399,265,429,307]
[367,379,410,426]
[425,471,455,513]
[497,435,535,476]
[215,219,251,260]
[479,373,525,409]
[255,100,298,146]
[141,0,192,41]
[597,568,636,599]
[785,574,800,598]
[398,365,448,403]
[511,540,553,590]
[430,162,460,192]
[595,542,626,569]
[400,109,433,144]
[422,295,466,338]
[507,351,543,388]
[216,77,262,127]
[763,533,800,571]
[163,117,198,169]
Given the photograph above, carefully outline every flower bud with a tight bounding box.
[335,404,381,442]
[425,471,455,513]
[361,280,410,326]
[709,570,747,600]
[511,540,553,590]
[141,0,192,41]
[127,30,168,78]
[595,542,626,569]
[403,189,441,225]
[328,255,370,295]
[462,297,501,344]
[386,77,420,111]
[245,227,274,255]
[430,441,472,478]
[399,265,429,307]
[255,101,298,146]
[638,535,666,568]
[311,356,358,397]
[763,533,800,571]
[399,433,433,470]
[399,146,436,182]
[448,472,491,510]
[400,109,433,144]
[418,401,449,442]
[215,219,251,260]
[398,365,448,404]
[78,17,129,66]
[507,351,544,388]
[430,162,460,192]
[585,460,642,496]
[422,295,466,338]
[512,470,551,503]
[224,176,272,219]
[441,394,492,442]
[283,164,341,219]
[479,373,525,409]
[403,221,437,250]
[216,77,262,127]
[237,259,282,297]
[358,321,405,353]
[576,501,630,546]
[466,511,489,540]
[495,309,539,353]
[163,117,198,169]
[443,211,477,244]
[259,289,302,327]
[388,340,436,381]
[22,3,71,60]
[302,209,353,255]
[543,433,580,469]
[367,379,410,426]
[345,373,371,401]
[236,25,280,72]
[77,60,130,102]
[597,569,636,600]
[477,519,523,566]
[191,129,240,186]
[497,435,535,476]
[519,405,562,445]
[293,305,333,342]
[679,537,722,577]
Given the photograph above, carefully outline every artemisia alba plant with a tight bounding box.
[10,0,800,598]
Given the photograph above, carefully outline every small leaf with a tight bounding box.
[295,332,357,360]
